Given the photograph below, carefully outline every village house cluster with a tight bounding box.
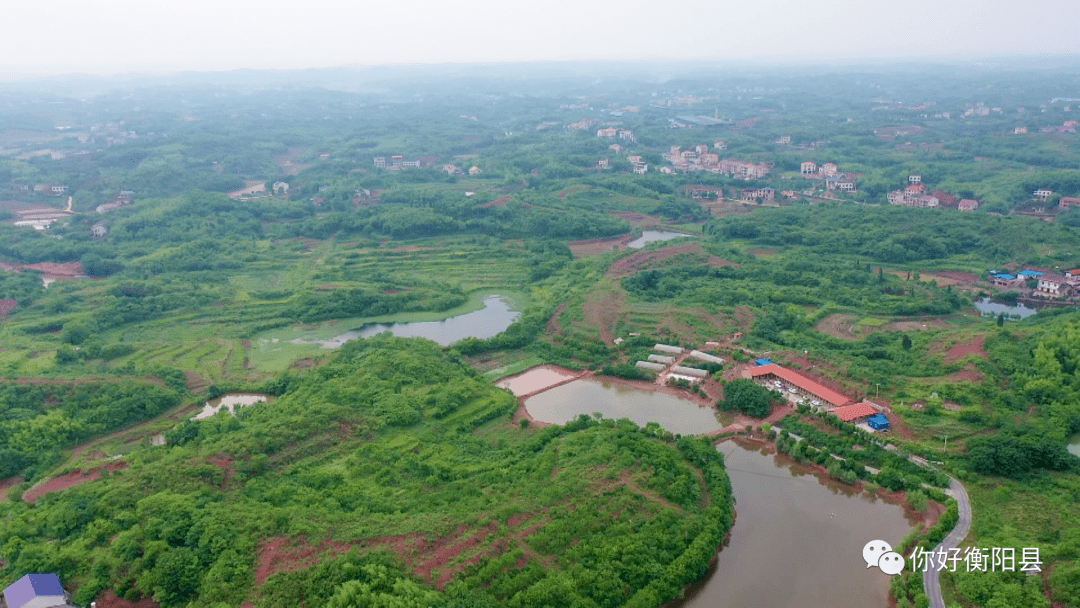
[596,126,636,142]
[990,267,1080,299]
[800,161,857,193]
[663,143,771,179]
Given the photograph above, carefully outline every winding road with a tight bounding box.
[922,475,972,608]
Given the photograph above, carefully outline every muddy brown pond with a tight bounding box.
[672,438,919,608]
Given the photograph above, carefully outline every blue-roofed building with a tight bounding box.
[991,272,1020,287]
[755,358,774,366]
[1018,269,1044,278]
[2,573,75,608]
[867,413,890,431]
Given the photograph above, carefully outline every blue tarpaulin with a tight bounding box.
[867,413,890,430]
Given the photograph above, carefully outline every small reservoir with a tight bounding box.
[523,378,730,435]
[627,230,696,249]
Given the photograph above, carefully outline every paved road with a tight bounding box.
[922,475,972,608]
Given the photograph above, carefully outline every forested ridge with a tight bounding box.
[0,336,735,607]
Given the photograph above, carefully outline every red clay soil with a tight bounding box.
[417,522,498,585]
[0,298,16,316]
[606,242,737,279]
[479,195,511,208]
[256,533,423,586]
[545,302,568,335]
[581,288,623,344]
[24,460,128,502]
[945,335,985,362]
[26,261,84,276]
[93,590,160,608]
[945,366,983,383]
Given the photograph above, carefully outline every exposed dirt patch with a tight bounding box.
[26,260,84,276]
[479,195,511,208]
[183,370,209,393]
[93,589,160,608]
[607,242,737,279]
[568,233,633,257]
[0,298,16,316]
[241,338,252,349]
[944,366,984,383]
[749,248,778,256]
[546,302,568,335]
[289,357,315,369]
[24,460,128,502]
[944,335,985,362]
[582,288,624,344]
[610,211,662,228]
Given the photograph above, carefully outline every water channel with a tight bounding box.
[523,377,732,435]
[671,439,918,608]
[627,230,696,249]
[284,295,520,348]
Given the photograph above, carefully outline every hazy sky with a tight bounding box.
[2,0,1078,75]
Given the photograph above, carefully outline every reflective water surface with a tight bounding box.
[672,439,918,608]
[523,378,731,435]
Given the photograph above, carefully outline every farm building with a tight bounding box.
[688,350,724,365]
[654,344,684,355]
[831,402,879,423]
[670,366,709,378]
[867,413,890,430]
[636,361,665,371]
[647,354,675,364]
[668,373,703,384]
[3,573,76,608]
[748,364,853,408]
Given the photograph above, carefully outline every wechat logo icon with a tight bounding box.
[864,540,905,575]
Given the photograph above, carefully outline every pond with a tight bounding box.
[284,295,520,348]
[627,230,696,249]
[523,378,732,435]
[672,439,919,608]
[193,393,273,420]
[496,366,577,396]
[973,297,1041,319]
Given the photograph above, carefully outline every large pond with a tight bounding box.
[523,378,732,434]
[284,295,520,348]
[627,230,696,249]
[194,393,273,420]
[973,297,1041,319]
[672,439,918,608]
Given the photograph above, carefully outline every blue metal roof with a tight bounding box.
[1018,269,1044,277]
[755,358,774,366]
[4,573,65,608]
[992,273,1016,280]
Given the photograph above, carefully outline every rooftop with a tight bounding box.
[832,402,878,422]
[749,364,852,408]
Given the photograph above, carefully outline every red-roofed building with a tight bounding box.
[831,402,878,422]
[1064,269,1080,286]
[749,364,853,408]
